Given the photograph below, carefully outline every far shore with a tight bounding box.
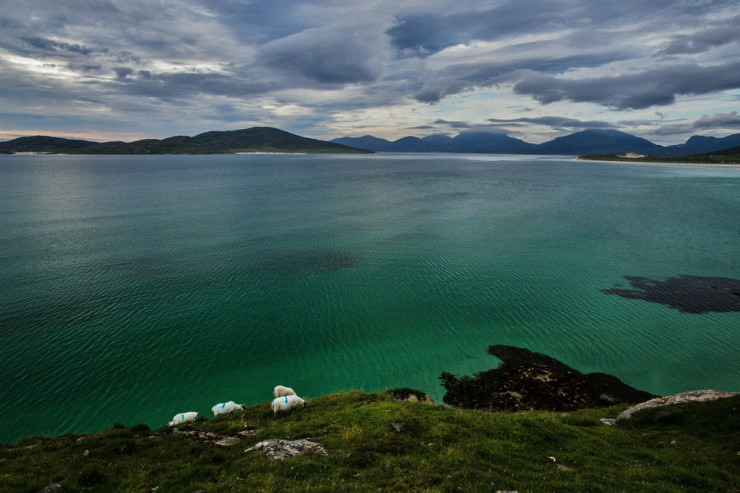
[575,157,740,169]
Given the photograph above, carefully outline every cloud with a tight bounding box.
[414,51,630,103]
[488,116,615,129]
[389,1,635,56]
[656,15,740,55]
[692,111,740,129]
[652,112,740,136]
[1,1,739,142]
[258,22,391,84]
[115,70,275,99]
[114,67,135,80]
[513,61,740,109]
[21,37,95,55]
[433,119,470,128]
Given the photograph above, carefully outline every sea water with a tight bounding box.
[1,153,738,443]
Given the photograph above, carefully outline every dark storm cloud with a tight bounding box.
[414,52,629,103]
[258,22,389,84]
[389,1,608,56]
[656,16,740,55]
[388,0,730,56]
[513,61,740,109]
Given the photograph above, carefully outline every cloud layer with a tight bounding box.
[1,0,739,143]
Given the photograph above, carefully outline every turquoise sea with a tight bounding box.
[1,153,738,443]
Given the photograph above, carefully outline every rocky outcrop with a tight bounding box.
[387,388,435,404]
[616,389,739,420]
[440,345,657,412]
[171,426,258,446]
[245,439,328,461]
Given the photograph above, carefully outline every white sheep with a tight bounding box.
[168,411,198,426]
[271,394,306,416]
[273,385,297,398]
[211,400,246,417]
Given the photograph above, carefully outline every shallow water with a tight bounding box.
[1,153,738,443]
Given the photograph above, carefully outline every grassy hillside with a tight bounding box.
[2,391,738,492]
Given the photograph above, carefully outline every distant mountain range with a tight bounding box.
[332,129,740,156]
[4,127,740,157]
[0,127,368,155]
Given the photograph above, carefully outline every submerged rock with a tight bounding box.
[616,389,739,420]
[602,275,740,313]
[245,438,328,461]
[440,345,656,412]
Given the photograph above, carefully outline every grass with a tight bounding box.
[1,391,738,492]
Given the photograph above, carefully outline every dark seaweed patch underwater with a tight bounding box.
[602,275,740,314]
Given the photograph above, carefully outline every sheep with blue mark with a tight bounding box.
[211,400,247,417]
[273,385,296,398]
[272,394,306,416]
[168,411,198,426]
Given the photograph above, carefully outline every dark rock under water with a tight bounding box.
[440,345,657,412]
[602,275,740,314]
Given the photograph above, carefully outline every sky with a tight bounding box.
[2,0,740,144]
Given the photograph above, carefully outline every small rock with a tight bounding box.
[390,421,405,432]
[82,449,89,457]
[600,418,616,426]
[237,428,258,438]
[215,436,241,447]
[36,484,65,493]
[245,438,328,461]
[548,456,557,462]
[0,457,6,464]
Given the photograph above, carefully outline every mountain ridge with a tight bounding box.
[333,129,740,156]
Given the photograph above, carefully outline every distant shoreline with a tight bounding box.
[575,157,740,169]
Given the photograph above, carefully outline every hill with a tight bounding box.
[333,131,536,154]
[534,129,663,156]
[0,128,369,155]
[332,130,740,156]
[2,390,737,492]
[664,134,740,156]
